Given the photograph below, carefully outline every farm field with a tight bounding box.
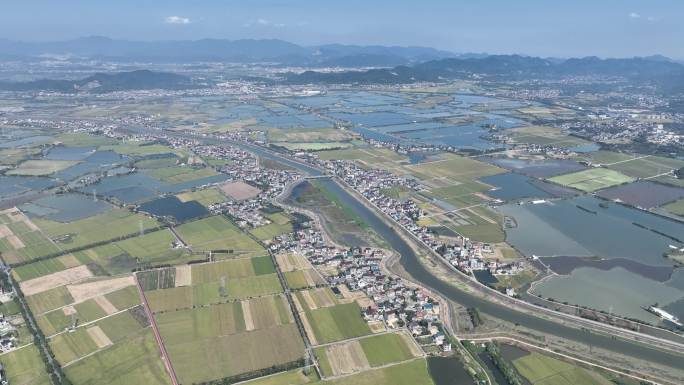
[507,125,591,148]
[251,223,293,241]
[0,344,51,385]
[145,257,282,311]
[32,208,160,251]
[278,142,353,151]
[575,150,635,165]
[177,187,227,207]
[606,155,684,179]
[145,166,219,184]
[7,159,79,176]
[48,308,147,365]
[326,358,433,385]
[68,229,192,275]
[284,269,324,289]
[63,329,171,385]
[300,301,371,344]
[315,332,421,377]
[663,198,684,217]
[242,368,319,385]
[0,208,61,265]
[100,142,186,157]
[156,294,304,384]
[512,352,612,385]
[548,168,635,192]
[175,215,265,257]
[407,153,503,183]
[12,254,82,282]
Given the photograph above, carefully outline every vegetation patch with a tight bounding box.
[7,159,79,176]
[304,302,371,344]
[548,168,635,192]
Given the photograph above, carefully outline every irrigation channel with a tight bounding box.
[137,128,684,370]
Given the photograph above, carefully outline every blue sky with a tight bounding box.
[3,0,683,58]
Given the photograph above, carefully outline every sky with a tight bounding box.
[2,0,683,59]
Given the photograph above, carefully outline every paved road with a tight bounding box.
[134,275,180,385]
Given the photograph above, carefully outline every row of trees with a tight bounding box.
[3,272,72,385]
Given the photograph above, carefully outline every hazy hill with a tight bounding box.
[0,70,198,93]
[0,37,456,66]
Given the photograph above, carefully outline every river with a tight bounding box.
[139,129,684,369]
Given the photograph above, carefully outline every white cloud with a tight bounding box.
[244,18,286,28]
[165,16,191,25]
[629,12,641,19]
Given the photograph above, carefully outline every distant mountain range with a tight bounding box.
[1,38,684,95]
[282,54,684,94]
[0,36,460,67]
[0,70,197,93]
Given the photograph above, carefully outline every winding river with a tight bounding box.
[139,128,684,370]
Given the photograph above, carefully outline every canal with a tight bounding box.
[153,129,684,369]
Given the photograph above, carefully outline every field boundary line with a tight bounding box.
[134,274,180,385]
[464,335,673,385]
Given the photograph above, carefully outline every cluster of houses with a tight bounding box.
[269,226,451,352]
[187,143,301,228]
[309,158,522,283]
[0,315,17,353]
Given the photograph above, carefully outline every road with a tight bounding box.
[135,127,684,372]
[134,274,180,385]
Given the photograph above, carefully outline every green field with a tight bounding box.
[63,330,171,385]
[548,168,635,192]
[167,323,305,384]
[663,198,684,217]
[49,310,145,365]
[145,166,219,184]
[156,301,246,344]
[327,358,433,385]
[70,229,191,275]
[407,154,503,182]
[0,211,61,265]
[54,132,118,147]
[33,209,159,251]
[0,344,51,385]
[575,150,634,165]
[175,215,265,256]
[606,155,684,179]
[138,267,176,291]
[12,254,83,281]
[358,333,418,367]
[250,221,293,241]
[507,125,591,148]
[100,142,187,158]
[7,159,79,176]
[156,296,302,384]
[177,187,227,207]
[242,368,319,385]
[512,352,612,385]
[193,274,283,305]
[305,302,371,344]
[278,142,353,151]
[26,285,74,315]
[146,286,193,313]
[315,332,419,377]
[37,286,140,336]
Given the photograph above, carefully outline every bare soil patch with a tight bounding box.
[174,265,192,287]
[241,300,255,331]
[20,265,93,296]
[67,276,135,303]
[87,325,112,348]
[94,295,118,314]
[327,340,370,376]
[220,181,261,201]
